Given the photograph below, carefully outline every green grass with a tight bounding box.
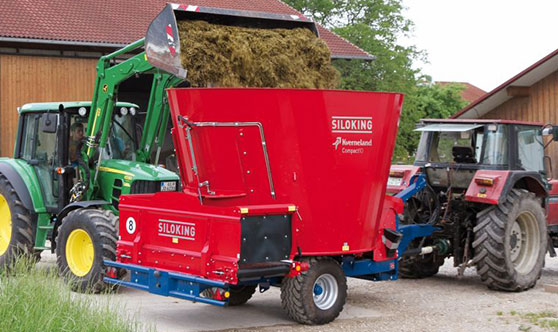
[522,311,558,330]
[0,258,143,332]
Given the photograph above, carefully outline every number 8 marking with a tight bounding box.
[126,217,136,234]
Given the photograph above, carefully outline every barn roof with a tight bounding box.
[436,82,486,103]
[0,0,372,60]
[452,48,558,119]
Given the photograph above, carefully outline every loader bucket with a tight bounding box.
[145,3,319,79]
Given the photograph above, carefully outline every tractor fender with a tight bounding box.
[51,200,109,251]
[503,172,547,204]
[0,162,34,212]
[465,170,546,205]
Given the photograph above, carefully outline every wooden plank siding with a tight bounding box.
[483,70,558,178]
[0,55,97,156]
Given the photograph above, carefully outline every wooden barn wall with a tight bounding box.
[483,70,558,178]
[0,55,97,156]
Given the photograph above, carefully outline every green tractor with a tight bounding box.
[0,3,324,292]
[0,39,182,291]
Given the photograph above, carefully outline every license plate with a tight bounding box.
[387,177,402,187]
[160,181,177,192]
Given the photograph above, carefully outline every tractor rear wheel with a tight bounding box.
[0,174,36,268]
[473,189,546,291]
[281,257,347,324]
[56,208,118,293]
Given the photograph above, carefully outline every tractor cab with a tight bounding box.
[387,118,558,291]
[412,119,548,191]
[15,101,140,213]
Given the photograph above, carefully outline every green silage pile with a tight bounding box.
[178,20,340,88]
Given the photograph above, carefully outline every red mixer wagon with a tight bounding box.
[104,88,435,324]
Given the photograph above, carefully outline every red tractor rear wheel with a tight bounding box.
[473,189,546,291]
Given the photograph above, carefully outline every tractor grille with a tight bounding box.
[112,179,123,209]
[130,180,159,194]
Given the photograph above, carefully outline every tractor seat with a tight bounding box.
[452,146,476,163]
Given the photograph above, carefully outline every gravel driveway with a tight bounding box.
[42,253,558,332]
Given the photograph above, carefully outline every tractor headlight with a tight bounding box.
[78,107,87,117]
[119,107,128,116]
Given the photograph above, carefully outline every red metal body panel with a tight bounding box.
[547,179,558,226]
[386,165,420,194]
[465,170,511,205]
[373,195,403,261]
[118,192,244,283]
[168,88,403,254]
[118,88,403,283]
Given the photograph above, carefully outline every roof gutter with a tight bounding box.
[331,54,375,61]
[0,36,374,61]
[0,37,128,49]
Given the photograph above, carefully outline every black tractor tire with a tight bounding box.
[228,285,257,306]
[56,208,118,293]
[399,186,444,279]
[399,252,444,279]
[0,173,37,268]
[473,189,547,291]
[201,285,256,305]
[281,257,347,325]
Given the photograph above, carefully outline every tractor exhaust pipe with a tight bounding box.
[145,3,319,79]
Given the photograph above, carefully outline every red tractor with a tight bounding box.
[387,119,558,291]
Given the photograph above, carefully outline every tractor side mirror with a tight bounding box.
[40,113,58,133]
[542,125,558,141]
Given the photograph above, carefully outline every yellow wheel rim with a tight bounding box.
[65,229,94,277]
[0,194,12,255]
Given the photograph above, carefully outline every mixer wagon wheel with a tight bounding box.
[202,285,256,306]
[228,285,257,306]
[0,174,36,268]
[56,208,118,293]
[472,189,546,291]
[280,257,347,325]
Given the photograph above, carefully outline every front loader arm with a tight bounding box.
[81,38,181,198]
[85,39,154,162]
[136,73,183,163]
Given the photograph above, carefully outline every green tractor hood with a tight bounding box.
[95,159,180,211]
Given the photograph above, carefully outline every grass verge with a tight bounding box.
[0,257,143,332]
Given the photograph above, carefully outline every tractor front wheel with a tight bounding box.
[473,189,547,291]
[281,257,347,324]
[399,250,444,279]
[0,173,36,268]
[56,208,118,293]
[399,188,444,279]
